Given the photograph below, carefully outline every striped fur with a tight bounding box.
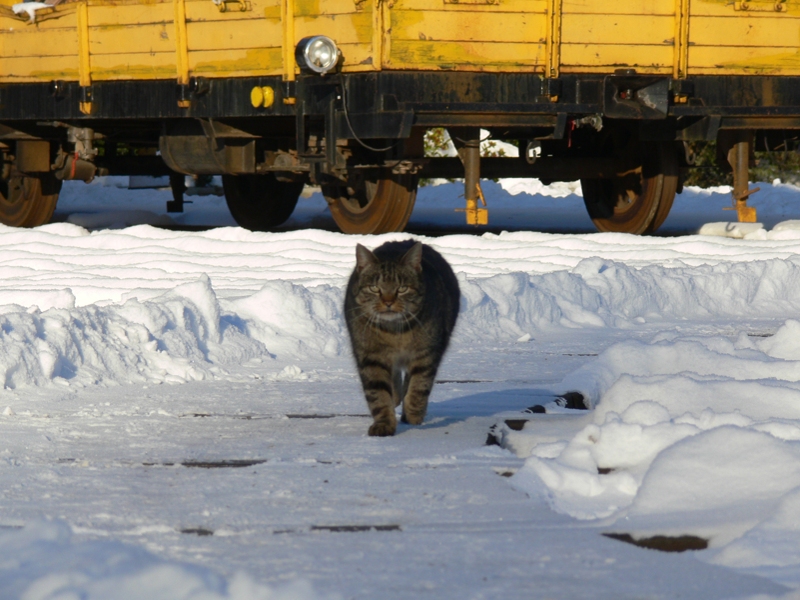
[344,241,460,436]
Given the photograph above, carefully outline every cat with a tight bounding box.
[344,240,460,436]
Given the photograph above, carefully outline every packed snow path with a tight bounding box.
[0,345,788,599]
[6,178,800,597]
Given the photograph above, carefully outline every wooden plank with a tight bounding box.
[562,0,674,15]
[0,55,78,81]
[391,9,546,44]
[187,18,281,52]
[560,64,674,74]
[89,22,176,55]
[334,41,374,71]
[561,13,674,45]
[189,47,283,75]
[394,0,547,12]
[688,0,796,17]
[185,0,278,23]
[294,0,364,17]
[690,15,800,47]
[87,0,169,7]
[295,11,373,45]
[561,43,673,71]
[688,45,800,73]
[189,42,374,75]
[0,27,77,57]
[89,2,172,27]
[90,51,176,79]
[386,40,545,70]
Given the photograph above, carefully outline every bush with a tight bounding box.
[684,141,800,188]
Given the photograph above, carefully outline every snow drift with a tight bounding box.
[509,318,800,585]
[6,249,800,389]
[0,520,334,600]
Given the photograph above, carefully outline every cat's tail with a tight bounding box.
[392,364,409,408]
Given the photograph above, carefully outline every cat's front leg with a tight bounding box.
[358,360,398,436]
[401,364,436,426]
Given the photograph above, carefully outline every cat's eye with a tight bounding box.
[368,285,380,293]
[397,286,409,293]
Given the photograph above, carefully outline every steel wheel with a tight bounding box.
[323,170,418,235]
[223,173,305,231]
[581,142,678,235]
[0,174,61,228]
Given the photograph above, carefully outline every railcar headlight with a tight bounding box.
[295,36,341,75]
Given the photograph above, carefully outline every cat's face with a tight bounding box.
[353,243,424,325]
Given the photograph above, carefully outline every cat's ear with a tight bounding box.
[401,242,423,272]
[355,244,378,272]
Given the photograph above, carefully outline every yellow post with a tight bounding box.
[174,0,190,108]
[468,182,489,226]
[456,132,488,226]
[545,0,562,78]
[673,0,690,79]
[282,0,296,104]
[372,0,383,70]
[77,2,92,114]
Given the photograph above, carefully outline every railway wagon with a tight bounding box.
[0,0,798,233]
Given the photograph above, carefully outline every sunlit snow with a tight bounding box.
[5,177,800,597]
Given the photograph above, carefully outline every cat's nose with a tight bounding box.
[381,296,396,307]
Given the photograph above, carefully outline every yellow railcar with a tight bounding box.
[0,0,796,232]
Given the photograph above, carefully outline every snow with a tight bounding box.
[509,320,800,583]
[5,176,800,597]
[1,520,328,600]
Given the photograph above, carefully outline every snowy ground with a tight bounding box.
[5,178,800,598]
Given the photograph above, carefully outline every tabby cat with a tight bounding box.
[344,240,460,436]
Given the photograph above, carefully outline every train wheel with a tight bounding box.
[323,170,418,235]
[581,142,678,235]
[223,173,305,231]
[0,174,61,227]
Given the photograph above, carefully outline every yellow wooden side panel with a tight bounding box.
[560,0,675,74]
[186,0,376,77]
[385,0,547,72]
[188,18,282,52]
[0,5,80,81]
[0,0,380,82]
[89,0,176,80]
[687,0,800,75]
[0,27,78,58]
[90,23,175,55]
[4,0,800,83]
[185,0,282,77]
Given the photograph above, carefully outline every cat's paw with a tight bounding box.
[368,422,396,437]
[401,412,424,425]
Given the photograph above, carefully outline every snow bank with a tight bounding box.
[8,197,800,389]
[457,256,800,340]
[227,281,345,358]
[0,276,267,388]
[0,273,355,388]
[8,242,800,388]
[509,318,800,579]
[0,520,333,600]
